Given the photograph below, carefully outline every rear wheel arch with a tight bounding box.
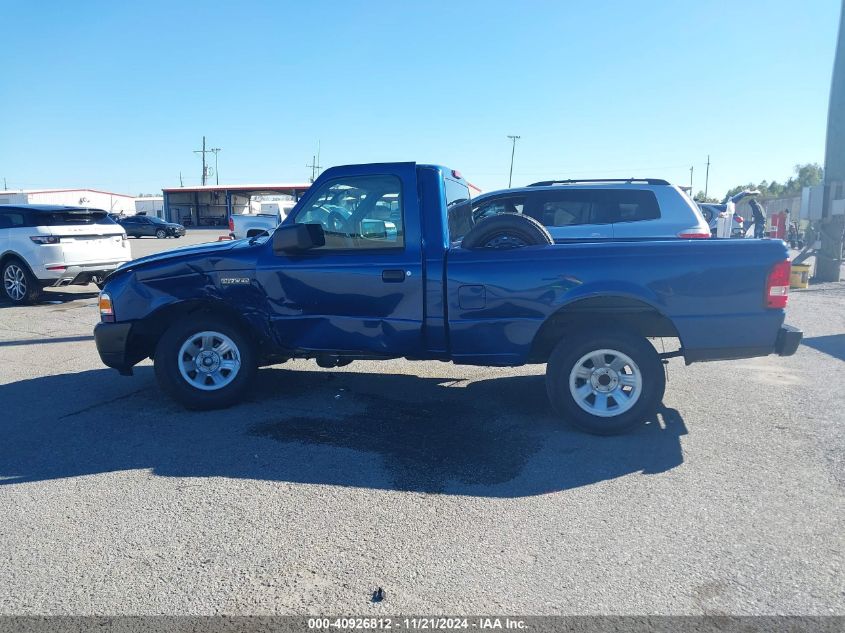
[0,252,37,278]
[529,295,682,363]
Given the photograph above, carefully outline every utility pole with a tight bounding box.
[507,135,520,188]
[210,147,222,185]
[689,165,694,196]
[179,172,184,187]
[307,154,322,183]
[194,136,210,186]
[2,177,6,190]
[306,141,322,183]
[817,0,845,281]
[704,155,711,200]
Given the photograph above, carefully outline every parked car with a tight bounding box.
[0,204,130,303]
[455,178,710,241]
[698,203,746,238]
[94,162,801,435]
[229,201,298,239]
[119,215,186,238]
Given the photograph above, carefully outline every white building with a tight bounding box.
[0,188,136,214]
[134,196,164,218]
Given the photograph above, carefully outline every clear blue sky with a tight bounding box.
[0,0,840,199]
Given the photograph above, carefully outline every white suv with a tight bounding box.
[0,205,131,304]
[461,179,710,241]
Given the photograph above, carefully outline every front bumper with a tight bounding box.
[775,324,803,357]
[94,321,134,374]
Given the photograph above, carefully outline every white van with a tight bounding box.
[0,205,130,303]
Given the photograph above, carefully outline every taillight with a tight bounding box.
[99,292,115,322]
[734,216,744,224]
[30,235,60,244]
[765,260,791,309]
[228,216,234,232]
[677,230,711,239]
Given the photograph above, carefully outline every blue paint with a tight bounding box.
[96,162,795,372]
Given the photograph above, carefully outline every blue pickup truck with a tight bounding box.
[94,162,801,434]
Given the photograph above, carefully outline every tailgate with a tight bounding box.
[33,209,129,264]
[57,230,128,264]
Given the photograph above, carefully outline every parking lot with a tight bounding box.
[0,231,843,615]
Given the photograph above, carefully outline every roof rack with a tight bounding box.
[527,178,670,187]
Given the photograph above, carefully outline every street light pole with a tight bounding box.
[210,148,221,185]
[507,135,520,188]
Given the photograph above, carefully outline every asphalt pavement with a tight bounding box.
[0,233,842,615]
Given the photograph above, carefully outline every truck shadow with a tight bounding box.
[0,366,687,497]
[802,334,845,362]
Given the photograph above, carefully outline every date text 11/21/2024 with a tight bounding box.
[307,617,527,630]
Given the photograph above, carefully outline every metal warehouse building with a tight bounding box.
[0,188,136,213]
[162,184,311,227]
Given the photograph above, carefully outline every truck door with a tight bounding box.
[256,163,424,356]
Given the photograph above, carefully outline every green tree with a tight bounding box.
[693,191,719,203]
[720,163,823,202]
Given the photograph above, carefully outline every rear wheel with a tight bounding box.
[2,259,41,304]
[154,315,257,409]
[545,329,665,435]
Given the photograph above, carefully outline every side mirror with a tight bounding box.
[272,223,326,254]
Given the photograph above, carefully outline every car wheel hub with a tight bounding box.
[3,265,26,301]
[569,348,643,418]
[590,367,619,392]
[178,330,241,391]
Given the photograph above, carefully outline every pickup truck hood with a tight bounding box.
[111,239,251,276]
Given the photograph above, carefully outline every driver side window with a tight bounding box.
[293,175,404,250]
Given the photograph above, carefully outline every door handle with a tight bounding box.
[382,269,407,283]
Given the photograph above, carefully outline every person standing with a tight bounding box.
[749,199,766,238]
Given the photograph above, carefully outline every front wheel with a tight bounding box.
[154,315,257,409]
[155,229,167,239]
[545,329,665,435]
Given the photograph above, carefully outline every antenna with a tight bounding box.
[507,135,521,188]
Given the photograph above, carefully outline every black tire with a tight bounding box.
[154,315,257,410]
[461,213,553,249]
[155,229,167,239]
[2,258,42,304]
[545,329,665,435]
